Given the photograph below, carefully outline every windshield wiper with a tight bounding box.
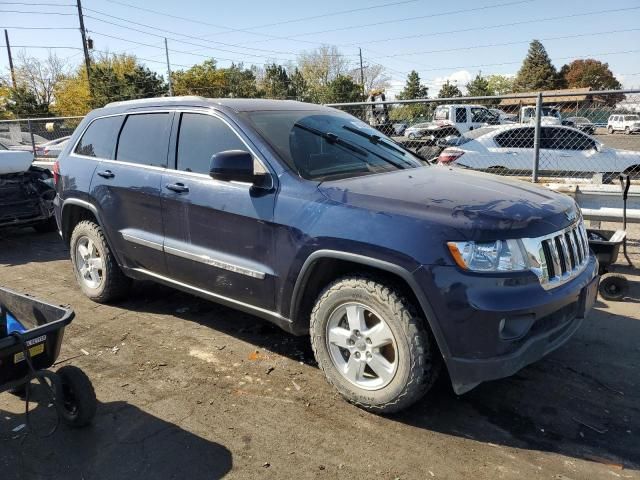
[342,125,406,155]
[294,123,408,170]
[293,123,368,156]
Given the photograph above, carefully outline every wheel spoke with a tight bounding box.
[343,355,366,383]
[328,327,351,349]
[365,321,394,348]
[88,257,104,270]
[79,265,89,277]
[78,244,89,259]
[87,239,96,257]
[367,352,395,384]
[89,269,100,284]
[345,304,366,332]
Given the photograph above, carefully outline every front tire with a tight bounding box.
[310,276,439,413]
[625,127,631,135]
[70,220,130,303]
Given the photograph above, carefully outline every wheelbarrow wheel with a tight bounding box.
[56,366,97,428]
[599,273,628,301]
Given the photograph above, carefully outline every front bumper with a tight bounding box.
[415,254,599,394]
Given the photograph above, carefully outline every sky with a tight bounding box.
[1,0,640,98]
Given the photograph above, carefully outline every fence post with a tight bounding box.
[27,119,36,155]
[532,92,542,183]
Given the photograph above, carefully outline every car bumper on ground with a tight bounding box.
[415,255,599,394]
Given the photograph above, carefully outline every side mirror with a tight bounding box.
[209,150,259,184]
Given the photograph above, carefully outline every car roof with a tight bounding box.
[101,96,333,114]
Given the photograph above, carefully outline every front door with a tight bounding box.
[161,112,277,311]
[90,111,173,275]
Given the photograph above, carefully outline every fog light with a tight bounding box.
[499,314,535,341]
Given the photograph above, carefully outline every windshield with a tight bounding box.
[243,110,423,181]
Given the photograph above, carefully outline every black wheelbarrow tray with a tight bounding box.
[0,286,96,428]
[587,230,629,301]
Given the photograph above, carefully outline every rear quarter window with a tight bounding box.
[74,116,124,159]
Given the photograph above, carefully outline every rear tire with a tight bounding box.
[310,276,440,413]
[608,126,614,134]
[625,127,631,135]
[599,273,628,301]
[56,366,97,428]
[70,220,130,303]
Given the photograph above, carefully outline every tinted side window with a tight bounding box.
[74,116,123,159]
[494,128,534,149]
[176,113,247,174]
[471,107,489,122]
[116,113,171,167]
[548,128,595,150]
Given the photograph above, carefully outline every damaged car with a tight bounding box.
[0,143,57,232]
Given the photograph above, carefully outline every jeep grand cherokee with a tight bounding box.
[53,97,599,412]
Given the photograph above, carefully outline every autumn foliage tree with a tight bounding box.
[559,59,622,91]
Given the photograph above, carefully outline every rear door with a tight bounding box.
[161,111,277,311]
[90,111,173,275]
[544,127,603,174]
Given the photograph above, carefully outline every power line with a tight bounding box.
[377,27,640,59]
[349,6,640,46]
[0,9,76,15]
[0,26,78,30]
[0,2,74,6]
[104,0,420,34]
[83,8,304,57]
[0,44,81,49]
[237,0,532,44]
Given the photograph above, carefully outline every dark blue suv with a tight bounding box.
[54,97,599,412]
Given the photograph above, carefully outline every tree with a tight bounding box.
[324,75,362,103]
[263,63,290,99]
[437,80,462,98]
[350,63,390,97]
[397,70,428,100]
[52,54,166,115]
[559,59,622,91]
[172,60,258,99]
[12,51,66,113]
[513,40,559,92]
[486,74,515,95]
[6,86,50,116]
[298,46,351,103]
[466,72,493,97]
[288,67,308,101]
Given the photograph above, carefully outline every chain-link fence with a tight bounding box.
[0,116,83,160]
[328,89,640,184]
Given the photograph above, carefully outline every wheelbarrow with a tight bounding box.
[0,286,96,434]
[587,174,633,301]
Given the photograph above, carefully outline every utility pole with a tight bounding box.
[76,0,92,95]
[359,47,366,100]
[164,38,173,96]
[4,29,16,88]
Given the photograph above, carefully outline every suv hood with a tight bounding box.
[318,166,577,240]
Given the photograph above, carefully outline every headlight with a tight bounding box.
[447,239,529,272]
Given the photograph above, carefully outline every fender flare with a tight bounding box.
[289,249,451,358]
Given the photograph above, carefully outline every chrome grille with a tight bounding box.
[521,219,590,290]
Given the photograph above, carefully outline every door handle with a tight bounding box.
[165,182,189,193]
[96,170,115,179]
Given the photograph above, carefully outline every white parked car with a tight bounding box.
[35,136,70,158]
[608,114,640,134]
[437,124,640,180]
[489,108,517,123]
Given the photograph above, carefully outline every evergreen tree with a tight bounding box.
[513,40,559,92]
[324,75,362,103]
[263,63,290,99]
[397,70,428,100]
[466,72,493,97]
[437,81,462,98]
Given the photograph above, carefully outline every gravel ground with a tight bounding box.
[0,227,639,480]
